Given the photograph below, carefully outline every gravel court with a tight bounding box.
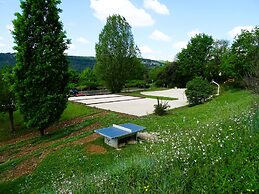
[88,98,187,116]
[69,89,188,117]
[141,88,187,101]
[69,94,121,101]
[77,96,141,105]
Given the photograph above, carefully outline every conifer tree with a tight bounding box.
[12,0,69,135]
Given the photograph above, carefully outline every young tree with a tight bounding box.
[0,67,16,132]
[185,77,214,106]
[95,14,140,93]
[12,0,69,135]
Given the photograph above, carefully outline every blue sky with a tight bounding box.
[0,0,258,61]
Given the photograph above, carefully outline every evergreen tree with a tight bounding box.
[12,0,69,135]
[95,14,140,93]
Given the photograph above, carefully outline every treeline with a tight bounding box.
[151,28,259,89]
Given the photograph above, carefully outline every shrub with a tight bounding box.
[125,80,149,88]
[154,98,170,115]
[185,77,214,106]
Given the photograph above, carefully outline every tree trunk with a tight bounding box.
[8,110,15,133]
[40,128,45,136]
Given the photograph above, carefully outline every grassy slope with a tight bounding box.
[0,102,98,142]
[0,90,258,193]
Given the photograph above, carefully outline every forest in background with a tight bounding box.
[0,53,162,72]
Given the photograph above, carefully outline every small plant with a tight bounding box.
[154,98,170,115]
[185,77,214,106]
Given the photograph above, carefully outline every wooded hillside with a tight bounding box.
[0,53,163,72]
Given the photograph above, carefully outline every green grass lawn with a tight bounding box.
[0,90,258,193]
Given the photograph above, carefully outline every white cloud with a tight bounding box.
[228,25,254,38]
[143,0,170,15]
[6,24,14,32]
[90,0,154,27]
[172,41,188,49]
[76,37,89,44]
[0,37,5,47]
[187,28,201,38]
[150,30,171,42]
[140,45,153,54]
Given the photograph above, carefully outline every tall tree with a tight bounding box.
[12,0,69,135]
[0,67,16,132]
[176,34,214,85]
[95,14,140,93]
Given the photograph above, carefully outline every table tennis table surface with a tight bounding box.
[95,123,145,139]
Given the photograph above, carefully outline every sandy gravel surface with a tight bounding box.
[69,89,188,116]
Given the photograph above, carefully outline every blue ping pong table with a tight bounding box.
[95,123,145,148]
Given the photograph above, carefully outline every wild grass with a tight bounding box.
[0,90,258,193]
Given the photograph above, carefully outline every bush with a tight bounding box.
[125,80,149,88]
[185,77,214,106]
[154,98,170,115]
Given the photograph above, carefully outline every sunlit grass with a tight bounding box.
[0,102,98,142]
[0,90,258,193]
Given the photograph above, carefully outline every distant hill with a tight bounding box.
[0,53,163,72]
[0,53,16,68]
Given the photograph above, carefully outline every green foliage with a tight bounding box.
[95,14,140,93]
[0,53,16,69]
[125,80,149,88]
[207,40,230,82]
[0,67,16,132]
[1,90,257,193]
[176,34,214,86]
[0,67,15,112]
[244,65,259,94]
[130,62,148,80]
[154,98,170,115]
[12,0,69,134]
[79,67,100,90]
[155,61,184,88]
[185,77,214,105]
[147,65,169,87]
[67,68,80,89]
[224,26,259,82]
